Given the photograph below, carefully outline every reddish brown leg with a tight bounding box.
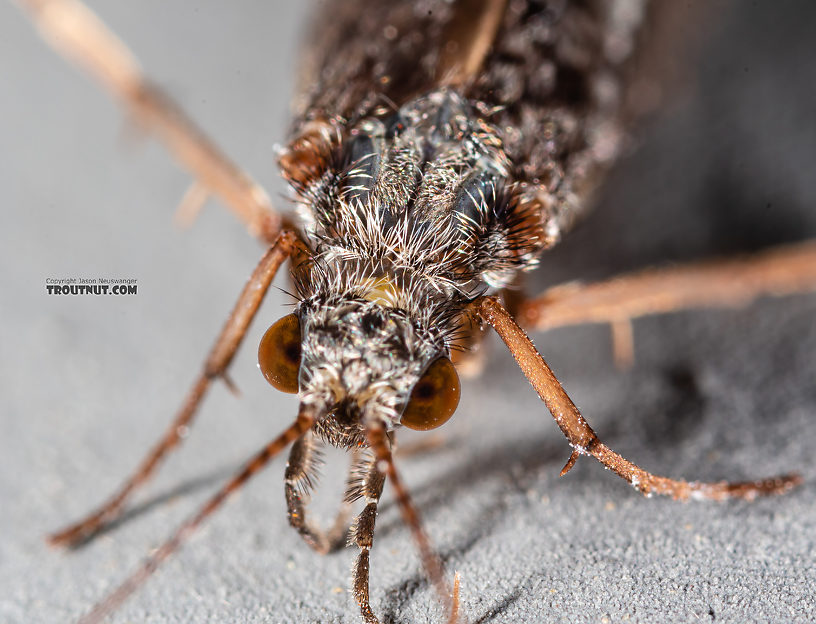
[477,296,802,501]
[14,0,280,242]
[517,240,816,365]
[49,231,297,547]
[77,408,315,624]
[366,422,460,624]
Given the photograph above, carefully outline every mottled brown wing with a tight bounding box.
[470,1,650,188]
[292,0,707,235]
[291,0,457,129]
[466,1,715,225]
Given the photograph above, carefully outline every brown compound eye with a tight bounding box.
[258,314,301,394]
[400,357,460,431]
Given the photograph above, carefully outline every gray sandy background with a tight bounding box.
[1,2,815,623]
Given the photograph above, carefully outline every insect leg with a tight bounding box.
[516,239,816,365]
[77,407,315,624]
[349,450,385,624]
[49,230,297,547]
[285,432,354,554]
[477,295,802,501]
[14,0,280,243]
[366,422,459,624]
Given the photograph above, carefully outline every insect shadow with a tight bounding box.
[376,434,565,624]
[63,465,235,550]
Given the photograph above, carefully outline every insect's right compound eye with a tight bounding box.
[258,314,301,394]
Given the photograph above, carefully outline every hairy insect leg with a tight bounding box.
[14,0,280,242]
[49,231,297,547]
[516,239,816,365]
[366,422,460,624]
[349,450,386,624]
[285,432,355,554]
[77,408,315,624]
[477,296,802,501]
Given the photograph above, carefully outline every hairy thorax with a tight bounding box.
[286,89,547,298]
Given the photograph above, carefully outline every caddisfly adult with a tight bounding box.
[10,1,816,622]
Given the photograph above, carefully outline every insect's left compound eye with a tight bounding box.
[400,357,460,431]
[258,314,301,394]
